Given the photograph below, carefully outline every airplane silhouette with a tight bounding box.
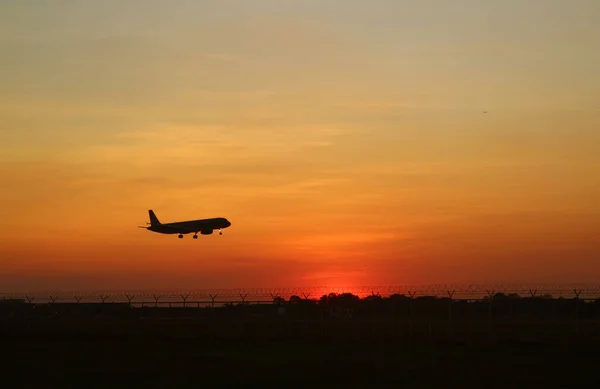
[138,210,231,239]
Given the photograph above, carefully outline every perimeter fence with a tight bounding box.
[2,283,600,307]
[4,284,600,340]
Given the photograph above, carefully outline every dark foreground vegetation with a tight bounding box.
[3,293,600,387]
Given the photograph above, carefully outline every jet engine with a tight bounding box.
[200,229,213,235]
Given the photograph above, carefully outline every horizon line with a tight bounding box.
[3,282,600,297]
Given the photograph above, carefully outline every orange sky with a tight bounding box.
[1,1,599,292]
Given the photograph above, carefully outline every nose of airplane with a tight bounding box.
[226,219,231,227]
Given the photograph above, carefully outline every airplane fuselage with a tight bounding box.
[148,218,231,235]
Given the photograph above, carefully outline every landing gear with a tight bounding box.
[178,234,183,239]
[219,228,222,235]
[193,234,198,239]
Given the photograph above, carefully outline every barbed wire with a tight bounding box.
[2,284,600,303]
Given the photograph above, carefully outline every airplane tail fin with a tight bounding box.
[148,210,161,225]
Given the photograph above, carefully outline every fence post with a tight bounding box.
[320,304,324,336]
[486,289,495,334]
[391,298,396,338]
[180,294,189,308]
[466,299,472,344]
[408,290,415,339]
[447,290,455,335]
[529,289,537,297]
[301,293,311,332]
[574,289,582,334]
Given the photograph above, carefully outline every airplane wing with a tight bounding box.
[141,223,195,233]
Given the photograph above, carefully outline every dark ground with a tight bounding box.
[4,318,600,388]
[3,298,600,387]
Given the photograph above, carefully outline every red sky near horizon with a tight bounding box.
[1,1,600,293]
